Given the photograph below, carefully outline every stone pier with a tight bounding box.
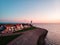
[7,28,48,45]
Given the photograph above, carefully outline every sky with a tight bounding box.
[0,0,60,23]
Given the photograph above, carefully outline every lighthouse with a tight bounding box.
[31,21,32,24]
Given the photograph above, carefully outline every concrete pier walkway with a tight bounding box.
[7,28,48,45]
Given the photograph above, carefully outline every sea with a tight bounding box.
[33,23,60,45]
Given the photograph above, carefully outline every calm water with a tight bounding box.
[33,23,60,45]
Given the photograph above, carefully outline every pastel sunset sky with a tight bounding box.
[0,0,60,23]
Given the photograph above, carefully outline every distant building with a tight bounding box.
[1,23,32,33]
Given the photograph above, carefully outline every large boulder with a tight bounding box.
[0,25,6,32]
